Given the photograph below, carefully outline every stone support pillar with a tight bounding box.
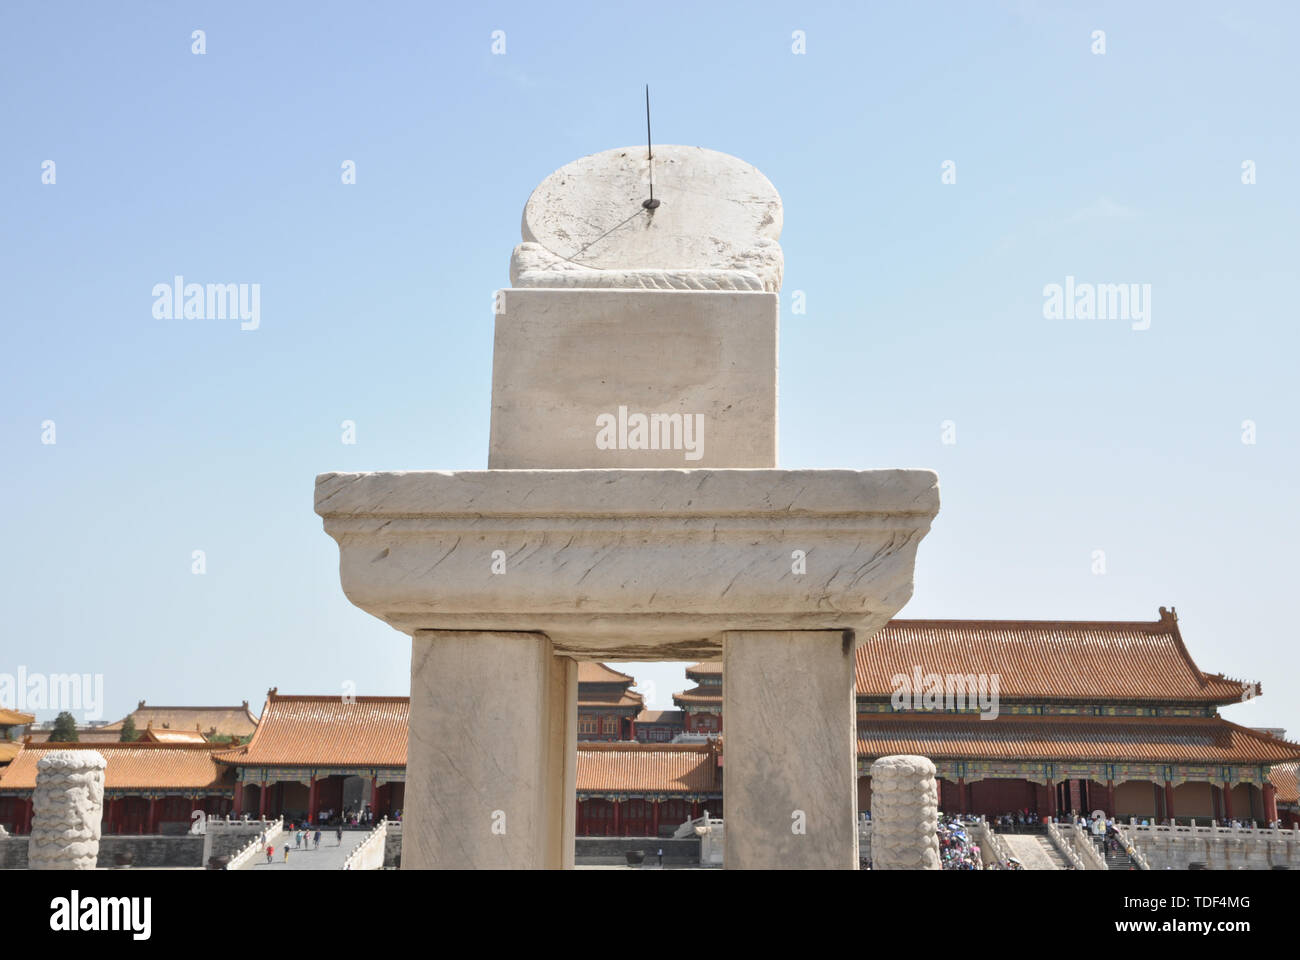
[723,629,857,869]
[545,653,578,868]
[404,630,572,869]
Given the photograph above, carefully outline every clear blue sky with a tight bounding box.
[2,2,1296,736]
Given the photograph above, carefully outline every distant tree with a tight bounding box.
[51,712,79,742]
[119,716,139,742]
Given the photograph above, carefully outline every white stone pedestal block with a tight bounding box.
[404,631,576,869]
[489,289,778,469]
[869,754,940,870]
[28,750,107,870]
[316,468,939,662]
[723,630,859,869]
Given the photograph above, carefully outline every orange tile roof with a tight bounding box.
[215,694,407,768]
[25,729,124,744]
[672,686,722,705]
[578,689,645,708]
[856,714,1300,765]
[577,663,644,708]
[576,742,719,793]
[636,710,684,725]
[1271,763,1298,805]
[685,662,722,678]
[102,702,259,737]
[856,609,1250,704]
[0,741,21,764]
[142,728,208,744]
[0,742,232,791]
[0,709,35,726]
[577,663,636,684]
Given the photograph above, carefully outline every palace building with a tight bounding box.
[854,609,1297,824]
[0,742,235,834]
[2,607,1297,838]
[672,662,722,735]
[577,663,644,741]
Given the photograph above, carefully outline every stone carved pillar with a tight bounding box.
[723,629,858,869]
[28,750,107,870]
[869,754,940,870]
[404,630,574,869]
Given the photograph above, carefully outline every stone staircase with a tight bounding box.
[1001,833,1062,870]
[1098,838,1141,870]
[1035,834,1070,869]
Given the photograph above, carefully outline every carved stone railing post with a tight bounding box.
[869,755,940,870]
[28,749,106,870]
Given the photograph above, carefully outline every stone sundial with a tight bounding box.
[512,145,784,292]
[315,141,940,871]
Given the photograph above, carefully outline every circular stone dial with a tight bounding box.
[521,145,783,272]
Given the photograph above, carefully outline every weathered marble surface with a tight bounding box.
[518,145,783,292]
[723,630,859,869]
[489,288,777,469]
[404,631,576,869]
[28,750,106,870]
[869,754,941,870]
[315,468,940,660]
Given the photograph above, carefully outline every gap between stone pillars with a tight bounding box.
[405,630,574,869]
[722,629,859,870]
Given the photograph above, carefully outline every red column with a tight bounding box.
[258,780,268,818]
[964,781,974,815]
[1105,780,1115,817]
[956,778,966,815]
[1164,781,1175,822]
[370,777,379,819]
[147,798,159,834]
[21,798,33,833]
[1222,782,1234,821]
[691,800,700,819]
[576,800,584,837]
[233,780,244,817]
[1263,783,1278,823]
[612,799,622,836]
[308,776,319,825]
[652,800,660,837]
[1047,782,1058,819]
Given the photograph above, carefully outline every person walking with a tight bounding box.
[657,847,663,868]
[265,844,274,864]
[283,844,290,862]
[336,825,343,846]
[314,828,322,849]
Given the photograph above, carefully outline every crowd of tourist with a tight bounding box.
[938,818,984,869]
